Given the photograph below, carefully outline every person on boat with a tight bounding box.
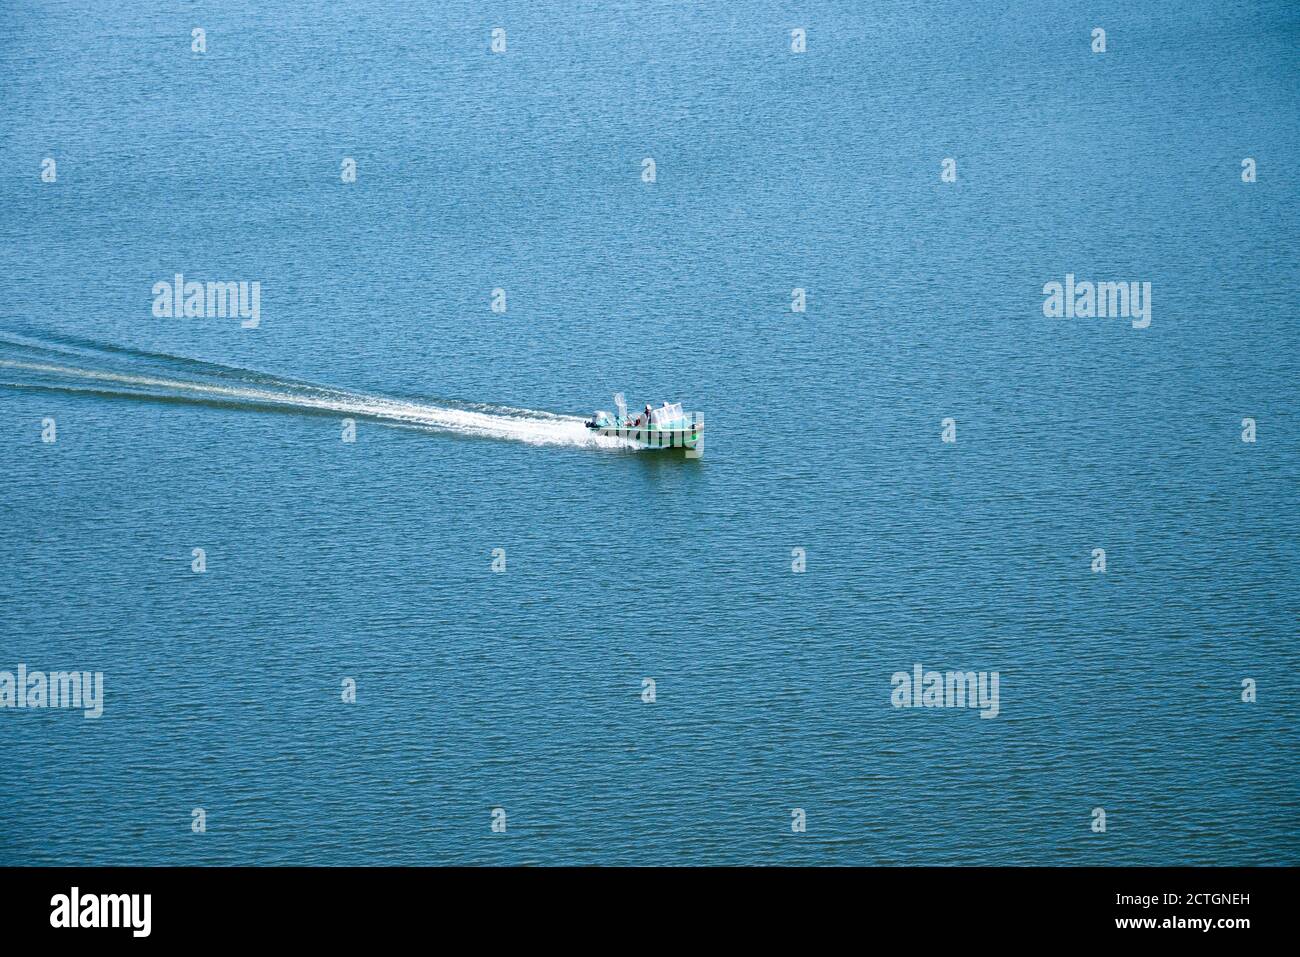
[637,403,652,427]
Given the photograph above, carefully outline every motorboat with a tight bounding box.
[585,396,702,451]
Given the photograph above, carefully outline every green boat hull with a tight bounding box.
[589,423,703,450]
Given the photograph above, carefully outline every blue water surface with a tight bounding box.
[0,0,1296,865]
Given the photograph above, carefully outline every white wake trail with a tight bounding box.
[0,359,638,450]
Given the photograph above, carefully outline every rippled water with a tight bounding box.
[0,1,1296,865]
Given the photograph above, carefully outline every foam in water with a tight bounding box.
[0,337,639,450]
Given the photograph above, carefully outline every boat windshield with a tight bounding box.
[650,403,685,427]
